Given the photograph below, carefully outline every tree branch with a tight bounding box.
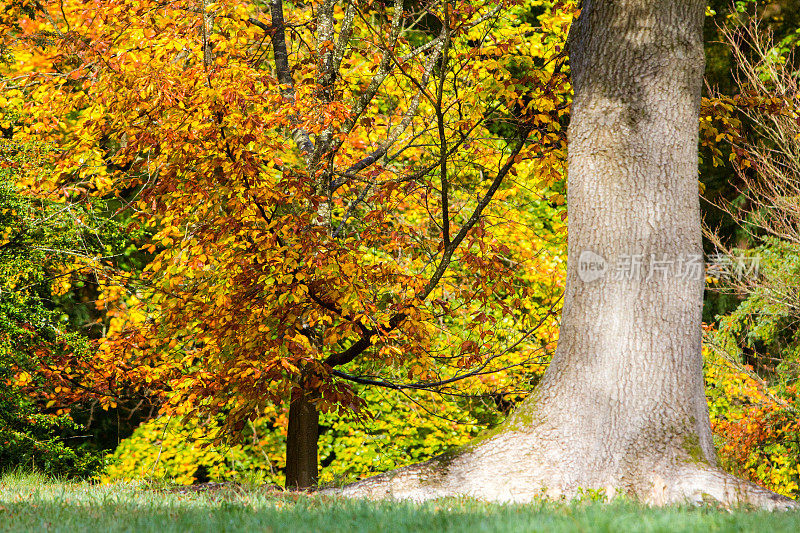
[330,27,447,193]
[329,297,560,390]
[326,0,411,156]
[436,1,452,245]
[267,0,314,157]
[247,16,272,32]
[324,129,531,368]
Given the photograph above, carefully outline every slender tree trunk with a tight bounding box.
[328,0,797,509]
[285,393,319,489]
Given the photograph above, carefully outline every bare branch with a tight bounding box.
[324,129,531,368]
[436,1,453,245]
[330,2,357,79]
[331,28,447,192]
[267,0,315,157]
[330,295,560,391]
[329,0,411,147]
[247,16,272,32]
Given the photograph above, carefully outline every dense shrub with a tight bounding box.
[100,384,519,486]
[705,345,800,498]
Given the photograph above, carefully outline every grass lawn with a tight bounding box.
[1,473,799,533]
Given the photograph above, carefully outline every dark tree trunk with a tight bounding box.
[285,393,319,489]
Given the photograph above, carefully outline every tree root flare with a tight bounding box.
[325,458,798,511]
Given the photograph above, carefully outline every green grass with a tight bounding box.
[1,472,799,533]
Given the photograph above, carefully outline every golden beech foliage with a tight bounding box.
[2,0,572,435]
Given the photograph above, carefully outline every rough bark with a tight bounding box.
[285,393,319,489]
[327,0,798,509]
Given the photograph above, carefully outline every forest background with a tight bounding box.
[2,0,800,499]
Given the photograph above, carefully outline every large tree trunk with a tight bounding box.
[329,0,797,509]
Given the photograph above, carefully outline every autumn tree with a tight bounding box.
[3,0,570,488]
[329,0,799,508]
